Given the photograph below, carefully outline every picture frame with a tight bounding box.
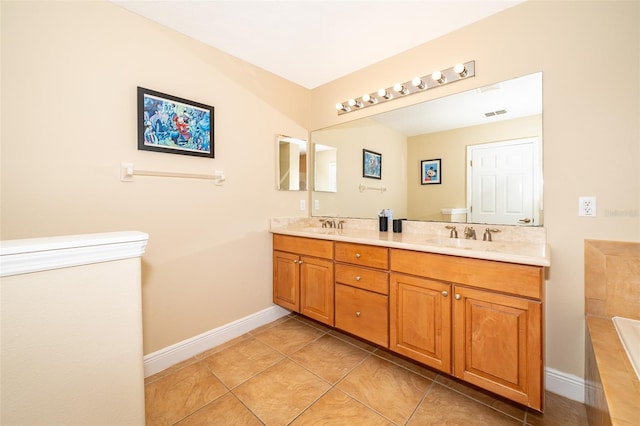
[421,159,441,185]
[363,149,382,179]
[137,87,214,158]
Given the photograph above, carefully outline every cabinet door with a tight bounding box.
[390,273,451,373]
[300,256,334,326]
[273,250,300,312]
[453,286,542,410]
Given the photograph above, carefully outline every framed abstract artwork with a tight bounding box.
[137,87,214,158]
[363,149,382,179]
[421,158,441,184]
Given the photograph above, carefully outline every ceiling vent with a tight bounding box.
[484,109,507,117]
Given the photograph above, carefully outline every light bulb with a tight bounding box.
[393,83,408,95]
[432,70,446,84]
[335,102,349,112]
[454,63,468,77]
[348,98,362,108]
[377,88,392,100]
[412,77,426,90]
[363,93,377,104]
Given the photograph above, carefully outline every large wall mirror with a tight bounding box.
[311,72,543,226]
[277,135,307,191]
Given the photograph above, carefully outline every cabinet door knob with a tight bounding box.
[355,253,361,258]
[455,294,461,300]
[355,311,361,317]
[356,276,361,281]
[298,260,303,264]
[293,259,298,264]
[442,290,448,297]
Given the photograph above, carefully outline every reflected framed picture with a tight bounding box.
[363,149,382,179]
[421,158,441,185]
[137,87,214,158]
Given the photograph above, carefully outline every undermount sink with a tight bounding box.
[424,238,496,251]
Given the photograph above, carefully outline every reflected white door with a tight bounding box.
[467,138,539,225]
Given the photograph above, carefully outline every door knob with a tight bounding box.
[518,218,532,224]
[293,259,298,264]
[355,311,361,317]
[455,294,461,300]
[442,290,448,297]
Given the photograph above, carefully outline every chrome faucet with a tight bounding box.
[464,226,476,240]
[483,228,501,241]
[445,225,458,239]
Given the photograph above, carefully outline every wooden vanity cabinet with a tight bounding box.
[390,248,544,411]
[334,242,389,347]
[273,235,334,326]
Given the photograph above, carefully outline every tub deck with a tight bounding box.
[586,316,640,425]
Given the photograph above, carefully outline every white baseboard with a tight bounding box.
[545,367,585,403]
[143,305,290,377]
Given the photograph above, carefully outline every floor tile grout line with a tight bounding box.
[403,378,436,426]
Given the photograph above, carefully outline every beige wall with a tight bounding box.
[407,115,542,221]
[2,0,639,383]
[310,1,640,379]
[1,1,309,354]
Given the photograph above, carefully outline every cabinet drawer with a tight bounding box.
[335,264,388,295]
[273,234,333,259]
[390,249,543,300]
[335,284,388,347]
[335,242,388,269]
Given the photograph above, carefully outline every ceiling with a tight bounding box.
[112,0,525,89]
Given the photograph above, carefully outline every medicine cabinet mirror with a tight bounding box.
[276,135,307,191]
[310,72,543,226]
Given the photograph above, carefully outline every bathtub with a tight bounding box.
[612,316,640,381]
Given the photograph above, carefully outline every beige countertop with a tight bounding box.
[270,225,550,267]
[587,316,640,426]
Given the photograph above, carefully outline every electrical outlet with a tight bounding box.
[579,196,597,217]
[299,200,306,211]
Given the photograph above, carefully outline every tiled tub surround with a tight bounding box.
[584,240,640,426]
[269,217,549,267]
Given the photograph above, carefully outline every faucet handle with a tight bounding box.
[445,225,458,239]
[337,220,346,229]
[482,228,501,241]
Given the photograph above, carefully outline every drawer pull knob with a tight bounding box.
[442,291,448,297]
[455,294,461,300]
[355,311,361,317]
[356,276,361,281]
[355,253,361,258]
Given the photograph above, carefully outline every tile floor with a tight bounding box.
[145,314,588,425]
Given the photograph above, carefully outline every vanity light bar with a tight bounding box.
[336,60,475,115]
